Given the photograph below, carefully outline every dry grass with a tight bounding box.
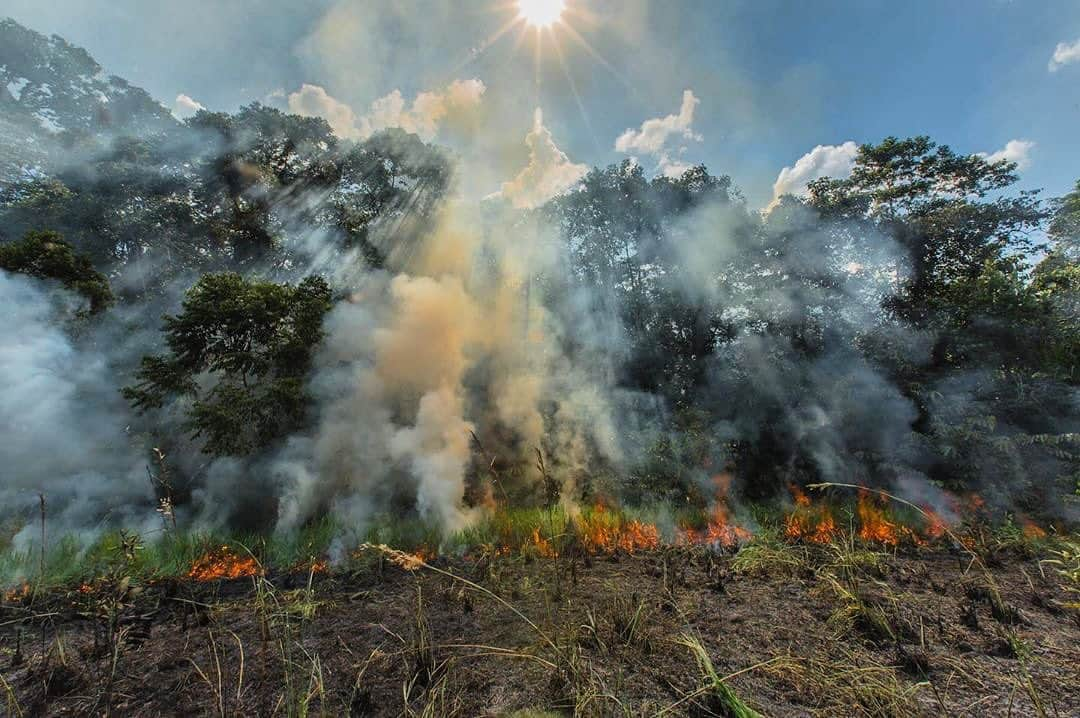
[763,650,924,718]
[731,530,809,577]
[664,634,761,718]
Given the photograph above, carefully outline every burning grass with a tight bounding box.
[186,545,262,582]
[0,500,1077,717]
[0,490,1069,599]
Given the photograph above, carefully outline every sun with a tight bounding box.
[518,0,566,28]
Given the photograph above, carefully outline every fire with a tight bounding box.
[3,582,30,603]
[789,483,812,508]
[681,504,752,548]
[291,558,329,575]
[617,520,662,552]
[784,485,838,543]
[530,527,558,558]
[922,507,947,541]
[1021,517,1047,540]
[575,508,660,555]
[187,546,263,582]
[856,490,899,545]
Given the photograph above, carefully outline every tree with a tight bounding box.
[1032,178,1080,377]
[124,273,333,456]
[188,104,339,266]
[0,230,113,313]
[808,137,1046,329]
[1048,179,1080,259]
[808,144,1075,502]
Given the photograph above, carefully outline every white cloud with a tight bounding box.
[616,90,701,155]
[288,83,361,139]
[771,141,859,201]
[770,136,1036,210]
[357,79,486,141]
[171,93,204,120]
[614,90,702,177]
[980,139,1035,171]
[1048,38,1080,72]
[285,79,486,142]
[499,108,588,209]
[658,156,694,179]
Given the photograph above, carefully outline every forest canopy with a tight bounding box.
[0,17,1076,535]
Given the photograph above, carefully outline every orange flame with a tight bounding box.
[1020,517,1047,540]
[291,558,329,575]
[921,507,947,543]
[681,504,752,548]
[187,546,263,582]
[856,490,899,545]
[576,509,661,555]
[530,527,558,558]
[789,483,812,508]
[3,582,31,603]
[784,485,838,543]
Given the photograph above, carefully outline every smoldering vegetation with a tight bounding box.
[0,22,1078,561]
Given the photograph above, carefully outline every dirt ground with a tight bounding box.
[1,544,1078,717]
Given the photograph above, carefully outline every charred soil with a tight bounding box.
[1,546,1078,717]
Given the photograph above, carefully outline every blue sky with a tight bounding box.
[6,0,1080,207]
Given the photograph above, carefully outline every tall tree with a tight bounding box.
[124,273,333,456]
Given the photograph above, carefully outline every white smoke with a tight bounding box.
[0,272,155,548]
[285,79,486,143]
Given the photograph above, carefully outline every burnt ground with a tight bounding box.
[1,544,1078,717]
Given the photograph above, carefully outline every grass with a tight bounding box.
[1,497,1077,596]
[667,634,761,718]
[1,495,1077,717]
[764,651,923,718]
[731,526,808,576]
[1041,538,1080,610]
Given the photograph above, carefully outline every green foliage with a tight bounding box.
[124,272,332,456]
[808,136,1046,318]
[0,230,113,313]
[1048,179,1080,256]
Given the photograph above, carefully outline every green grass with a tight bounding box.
[731,527,808,576]
[2,500,1077,593]
[0,519,340,590]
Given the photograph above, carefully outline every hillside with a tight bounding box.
[0,17,177,181]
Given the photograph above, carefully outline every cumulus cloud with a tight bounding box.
[171,93,204,120]
[615,90,702,177]
[288,83,361,139]
[616,90,701,155]
[357,79,486,141]
[771,141,859,202]
[499,108,588,209]
[285,79,485,142]
[1048,38,1080,72]
[980,139,1035,171]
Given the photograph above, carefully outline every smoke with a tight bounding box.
[1,8,1074,547]
[287,84,362,140]
[258,190,627,534]
[171,93,205,120]
[0,272,156,547]
[357,80,486,142]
